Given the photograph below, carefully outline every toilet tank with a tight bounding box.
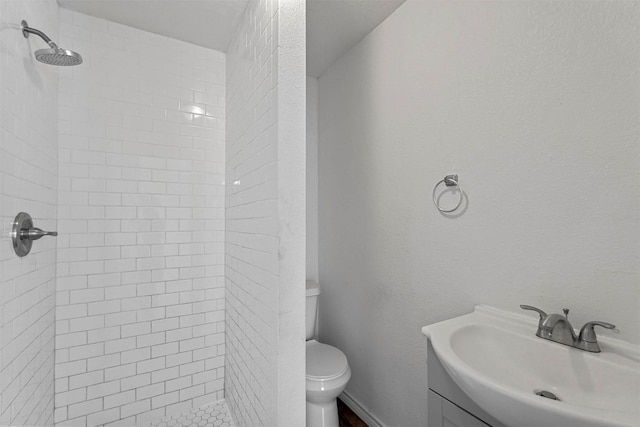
[306,281,320,340]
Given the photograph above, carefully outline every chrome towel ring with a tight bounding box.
[432,174,464,213]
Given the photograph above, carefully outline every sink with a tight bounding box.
[422,305,640,427]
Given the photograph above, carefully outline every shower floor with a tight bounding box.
[143,400,234,427]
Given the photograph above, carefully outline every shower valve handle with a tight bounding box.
[12,212,57,257]
[20,227,58,241]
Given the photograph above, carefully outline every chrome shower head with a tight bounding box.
[34,46,83,66]
[21,20,83,66]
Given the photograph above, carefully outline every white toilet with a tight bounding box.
[306,282,351,427]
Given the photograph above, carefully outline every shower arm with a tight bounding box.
[21,21,58,48]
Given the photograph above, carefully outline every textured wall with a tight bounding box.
[55,10,226,426]
[318,1,640,426]
[225,0,305,425]
[0,1,58,425]
[306,77,319,283]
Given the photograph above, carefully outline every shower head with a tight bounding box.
[34,46,83,66]
[21,20,83,66]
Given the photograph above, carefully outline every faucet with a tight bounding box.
[520,305,617,353]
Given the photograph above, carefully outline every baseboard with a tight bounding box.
[339,391,387,427]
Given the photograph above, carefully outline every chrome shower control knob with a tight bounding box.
[20,227,58,240]
[12,212,58,257]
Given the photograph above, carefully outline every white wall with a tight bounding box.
[225,0,306,425]
[0,1,58,425]
[307,77,318,283]
[55,10,226,426]
[317,1,640,426]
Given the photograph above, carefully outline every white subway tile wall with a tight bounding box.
[0,1,59,425]
[225,0,282,425]
[55,9,226,426]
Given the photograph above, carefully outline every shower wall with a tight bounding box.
[0,1,58,425]
[225,0,306,425]
[54,10,226,426]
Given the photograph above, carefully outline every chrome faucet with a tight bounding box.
[520,305,617,353]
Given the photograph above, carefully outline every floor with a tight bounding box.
[144,401,234,427]
[338,398,368,427]
[144,398,365,427]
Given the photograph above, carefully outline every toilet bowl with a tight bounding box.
[306,282,351,427]
[306,340,352,427]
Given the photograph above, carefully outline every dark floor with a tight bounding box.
[337,398,368,427]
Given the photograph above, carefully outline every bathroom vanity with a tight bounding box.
[423,305,640,427]
[426,341,505,427]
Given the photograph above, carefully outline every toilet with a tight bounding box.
[306,281,351,427]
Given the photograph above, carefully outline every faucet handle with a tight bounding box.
[579,321,617,343]
[520,305,547,324]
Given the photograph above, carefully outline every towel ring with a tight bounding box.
[432,174,464,213]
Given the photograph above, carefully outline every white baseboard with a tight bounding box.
[339,391,387,427]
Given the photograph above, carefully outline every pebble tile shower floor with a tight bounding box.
[143,401,234,427]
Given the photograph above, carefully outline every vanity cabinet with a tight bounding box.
[426,341,507,427]
[428,390,490,427]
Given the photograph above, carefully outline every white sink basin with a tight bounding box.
[422,305,640,427]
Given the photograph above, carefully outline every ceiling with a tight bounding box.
[57,0,405,78]
[306,0,404,77]
[57,0,250,53]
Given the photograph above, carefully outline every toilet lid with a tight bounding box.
[306,340,349,380]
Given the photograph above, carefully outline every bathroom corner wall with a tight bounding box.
[0,1,59,426]
[306,77,319,284]
[55,10,226,426]
[317,1,640,426]
[225,0,306,425]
